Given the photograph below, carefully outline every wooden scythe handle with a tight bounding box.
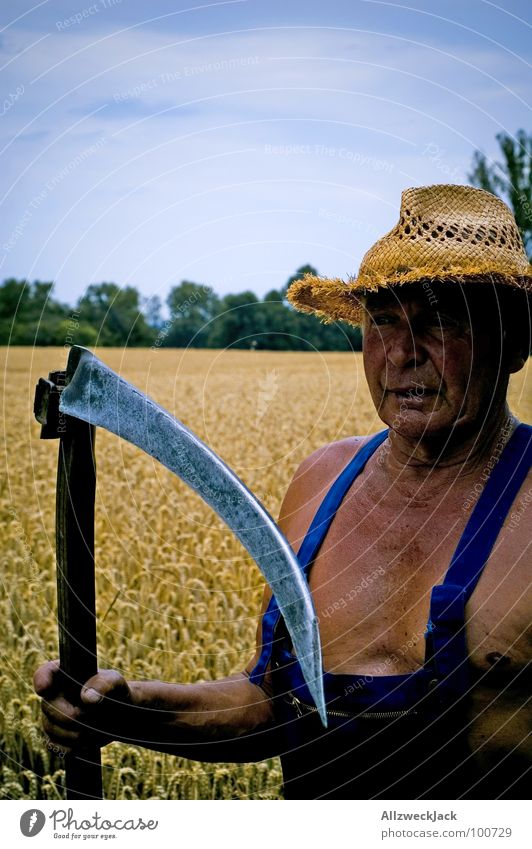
[56,414,103,799]
[35,368,103,799]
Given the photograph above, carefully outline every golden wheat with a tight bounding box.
[1,346,530,799]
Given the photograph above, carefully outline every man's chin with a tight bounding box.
[379,404,452,440]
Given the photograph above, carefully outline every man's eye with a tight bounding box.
[371,314,396,326]
[428,313,460,329]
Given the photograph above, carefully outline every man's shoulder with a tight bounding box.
[278,434,381,540]
[293,433,378,483]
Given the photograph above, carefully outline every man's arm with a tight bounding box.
[34,545,288,762]
[33,456,312,762]
[34,439,357,763]
[33,526,285,763]
[34,660,281,763]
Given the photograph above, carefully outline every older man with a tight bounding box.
[35,184,531,799]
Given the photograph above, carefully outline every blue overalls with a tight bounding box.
[250,423,532,799]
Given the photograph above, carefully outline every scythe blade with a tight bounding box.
[60,345,326,725]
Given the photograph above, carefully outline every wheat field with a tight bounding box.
[1,346,530,800]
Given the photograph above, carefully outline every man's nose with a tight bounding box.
[386,325,426,369]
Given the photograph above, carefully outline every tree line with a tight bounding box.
[0,266,363,352]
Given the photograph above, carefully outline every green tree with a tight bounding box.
[163,281,220,347]
[207,291,265,349]
[58,317,98,347]
[142,295,163,331]
[282,265,363,351]
[468,129,532,257]
[77,282,151,346]
[0,278,71,344]
[257,289,298,349]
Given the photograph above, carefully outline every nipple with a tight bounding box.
[486,652,510,667]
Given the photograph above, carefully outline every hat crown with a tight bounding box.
[359,183,528,285]
[401,183,513,219]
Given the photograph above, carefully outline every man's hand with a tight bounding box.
[34,660,280,761]
[33,660,134,754]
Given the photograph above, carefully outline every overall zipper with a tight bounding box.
[288,693,417,721]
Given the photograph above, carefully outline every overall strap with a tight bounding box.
[443,422,532,598]
[426,422,532,696]
[297,429,389,575]
[249,429,389,687]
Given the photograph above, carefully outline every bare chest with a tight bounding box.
[305,475,530,679]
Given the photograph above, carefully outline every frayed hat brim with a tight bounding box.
[287,276,364,326]
[287,271,532,327]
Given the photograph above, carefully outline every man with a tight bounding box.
[35,184,531,799]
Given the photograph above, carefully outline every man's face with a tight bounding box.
[362,282,511,440]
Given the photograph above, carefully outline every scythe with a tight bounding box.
[34,345,326,799]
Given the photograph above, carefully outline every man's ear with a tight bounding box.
[508,353,526,374]
[500,290,531,373]
[502,330,527,374]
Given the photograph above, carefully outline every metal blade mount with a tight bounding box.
[60,346,326,725]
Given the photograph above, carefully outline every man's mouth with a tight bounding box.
[387,384,438,398]
[388,387,438,401]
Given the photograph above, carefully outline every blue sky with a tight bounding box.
[1,0,530,306]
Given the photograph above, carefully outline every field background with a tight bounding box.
[1,346,530,800]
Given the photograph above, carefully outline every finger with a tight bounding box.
[42,706,108,753]
[33,659,60,697]
[42,701,102,748]
[41,695,81,730]
[80,670,129,706]
[42,720,101,755]
[42,714,81,749]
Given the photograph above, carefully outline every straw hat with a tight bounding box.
[287,184,532,326]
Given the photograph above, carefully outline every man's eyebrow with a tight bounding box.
[366,292,466,309]
[365,295,398,310]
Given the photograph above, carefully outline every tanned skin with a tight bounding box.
[34,282,531,792]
